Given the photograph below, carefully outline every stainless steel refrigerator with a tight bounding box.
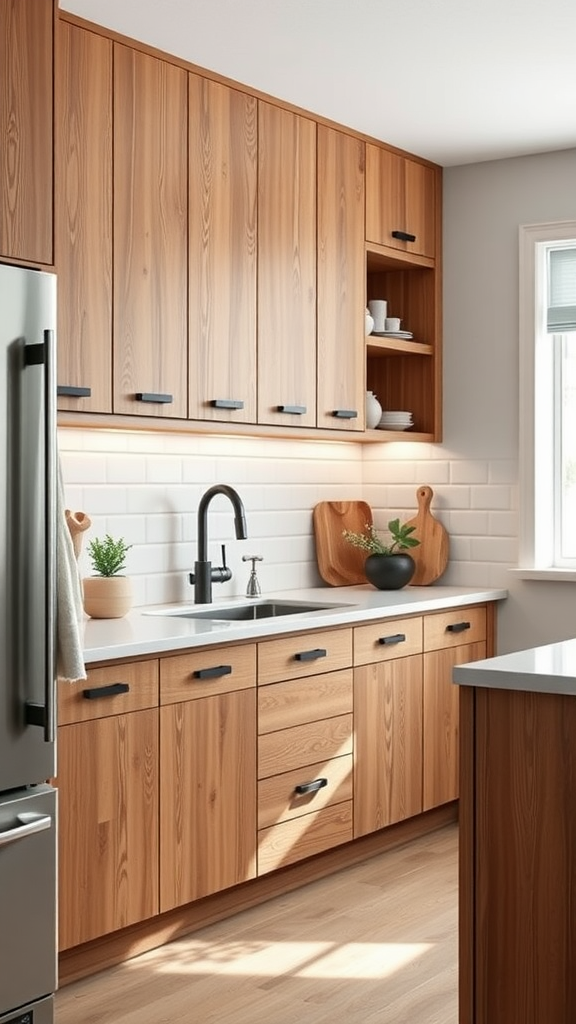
[0,264,57,1024]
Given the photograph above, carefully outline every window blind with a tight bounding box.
[547,245,576,332]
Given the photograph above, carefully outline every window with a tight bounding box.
[518,222,576,578]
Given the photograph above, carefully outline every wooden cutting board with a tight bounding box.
[405,486,449,586]
[313,500,373,586]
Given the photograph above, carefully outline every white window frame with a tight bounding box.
[515,221,576,581]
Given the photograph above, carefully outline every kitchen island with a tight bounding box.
[455,639,576,1024]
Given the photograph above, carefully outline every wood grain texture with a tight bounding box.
[472,687,576,1024]
[423,604,487,652]
[313,500,373,585]
[258,713,353,780]
[258,668,353,735]
[160,689,257,911]
[316,125,365,431]
[366,145,436,259]
[423,640,485,810]
[257,101,317,427]
[56,708,159,950]
[354,654,423,836]
[113,44,188,417]
[405,485,449,585]
[258,801,353,875]
[188,74,257,423]
[159,642,256,704]
[55,22,113,412]
[257,627,353,684]
[58,659,159,725]
[353,615,423,666]
[258,753,353,830]
[0,0,53,264]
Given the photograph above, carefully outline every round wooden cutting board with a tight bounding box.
[313,500,373,586]
[405,486,449,585]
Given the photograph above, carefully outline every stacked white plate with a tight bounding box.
[377,410,414,431]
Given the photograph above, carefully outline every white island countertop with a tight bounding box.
[82,584,507,664]
[454,637,576,696]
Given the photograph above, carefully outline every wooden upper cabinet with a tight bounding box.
[317,126,365,431]
[366,144,436,260]
[113,45,188,418]
[0,0,53,265]
[188,75,257,424]
[257,102,317,428]
[55,23,112,413]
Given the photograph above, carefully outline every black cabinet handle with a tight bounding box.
[332,409,358,419]
[379,633,407,646]
[294,648,327,662]
[211,399,244,410]
[83,682,130,700]
[193,665,233,680]
[392,230,416,243]
[57,385,92,398]
[295,777,328,796]
[446,621,471,634]
[277,405,307,415]
[135,392,173,404]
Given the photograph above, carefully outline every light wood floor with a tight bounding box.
[56,824,458,1024]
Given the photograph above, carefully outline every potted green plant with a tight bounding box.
[343,519,420,590]
[83,534,133,619]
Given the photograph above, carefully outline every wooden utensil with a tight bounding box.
[405,486,449,586]
[313,500,373,586]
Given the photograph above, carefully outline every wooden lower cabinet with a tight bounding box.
[160,688,257,910]
[57,707,159,950]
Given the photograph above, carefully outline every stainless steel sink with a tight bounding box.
[145,599,349,621]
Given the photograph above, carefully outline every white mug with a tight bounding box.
[385,317,401,332]
[368,299,387,332]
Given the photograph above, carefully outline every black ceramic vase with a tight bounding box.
[364,552,416,590]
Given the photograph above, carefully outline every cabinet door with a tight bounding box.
[423,640,486,810]
[113,45,188,417]
[317,126,365,431]
[57,708,159,950]
[354,654,423,837]
[257,102,316,427]
[160,688,257,911]
[0,0,53,264]
[188,75,257,424]
[55,23,112,413]
[366,145,436,259]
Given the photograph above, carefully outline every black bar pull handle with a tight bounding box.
[57,385,92,398]
[135,392,173,404]
[294,648,327,662]
[193,665,233,680]
[392,230,416,243]
[211,399,244,410]
[379,633,407,646]
[446,621,471,634]
[295,777,328,796]
[83,682,130,700]
[332,409,358,419]
[277,404,307,415]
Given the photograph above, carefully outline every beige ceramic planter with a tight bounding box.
[83,576,132,619]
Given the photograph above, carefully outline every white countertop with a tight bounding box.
[82,584,507,664]
[454,637,576,696]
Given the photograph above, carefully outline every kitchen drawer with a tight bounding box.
[258,753,353,830]
[58,660,159,724]
[258,669,353,735]
[423,606,487,652]
[160,644,256,704]
[354,616,423,666]
[258,628,353,685]
[257,801,353,875]
[258,714,353,780]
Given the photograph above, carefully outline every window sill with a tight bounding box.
[510,567,576,582]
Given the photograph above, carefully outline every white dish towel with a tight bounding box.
[57,459,87,682]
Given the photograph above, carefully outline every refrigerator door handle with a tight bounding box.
[24,329,57,743]
[0,812,52,848]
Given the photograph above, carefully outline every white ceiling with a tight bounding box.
[60,0,576,167]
